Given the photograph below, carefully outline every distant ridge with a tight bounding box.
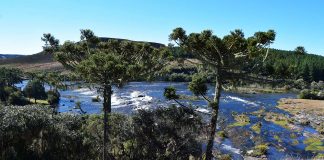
[98,37,165,48]
[0,37,165,72]
[0,54,24,59]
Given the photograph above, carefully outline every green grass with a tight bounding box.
[292,139,299,146]
[230,121,250,127]
[229,114,250,127]
[251,123,261,134]
[264,112,291,130]
[29,99,49,105]
[216,131,227,138]
[274,135,282,142]
[315,153,324,159]
[303,138,324,152]
[273,120,289,129]
[290,133,297,139]
[178,95,202,101]
[250,144,269,157]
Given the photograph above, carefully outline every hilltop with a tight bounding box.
[0,37,165,72]
[0,54,24,59]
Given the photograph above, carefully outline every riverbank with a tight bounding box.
[277,98,324,134]
[228,86,288,94]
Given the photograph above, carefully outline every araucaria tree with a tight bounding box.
[23,80,47,103]
[169,28,275,159]
[44,29,167,159]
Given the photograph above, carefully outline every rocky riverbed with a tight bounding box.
[277,98,324,134]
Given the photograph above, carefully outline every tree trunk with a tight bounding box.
[103,84,112,160]
[35,98,37,104]
[205,67,222,160]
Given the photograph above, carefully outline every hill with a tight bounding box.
[0,52,64,72]
[0,54,24,59]
[0,38,165,72]
[1,40,323,82]
[165,47,324,82]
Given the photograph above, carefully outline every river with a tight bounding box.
[15,81,323,159]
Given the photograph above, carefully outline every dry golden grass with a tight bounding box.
[278,98,324,116]
[1,62,65,72]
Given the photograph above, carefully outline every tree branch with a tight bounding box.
[200,92,211,103]
[174,99,189,108]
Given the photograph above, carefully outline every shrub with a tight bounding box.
[311,81,324,90]
[250,144,269,157]
[294,79,308,90]
[255,144,268,155]
[217,154,232,160]
[91,96,101,102]
[317,91,324,100]
[8,91,29,105]
[298,89,317,99]
[298,89,324,100]
[3,86,16,100]
[47,89,60,105]
[0,104,203,159]
[0,105,92,160]
[130,105,203,159]
[217,131,227,138]
[168,73,192,82]
[23,80,47,102]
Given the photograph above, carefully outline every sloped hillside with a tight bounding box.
[0,52,64,72]
[0,38,165,72]
[0,54,24,59]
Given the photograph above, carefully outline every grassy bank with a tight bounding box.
[277,98,324,134]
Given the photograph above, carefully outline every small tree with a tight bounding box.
[0,68,23,104]
[0,67,23,87]
[294,46,307,55]
[8,91,28,106]
[169,28,275,159]
[44,29,168,159]
[41,33,59,53]
[47,89,60,105]
[131,105,203,159]
[24,80,47,103]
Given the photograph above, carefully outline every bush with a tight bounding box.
[317,91,324,100]
[167,73,192,82]
[217,131,227,138]
[47,89,60,105]
[298,89,324,100]
[23,80,47,102]
[0,86,29,105]
[8,91,29,105]
[255,144,268,155]
[3,86,16,99]
[130,105,203,159]
[91,96,101,102]
[298,89,317,99]
[250,144,269,157]
[83,105,203,159]
[311,81,324,90]
[218,154,232,160]
[0,105,92,160]
[0,104,203,159]
[294,79,308,90]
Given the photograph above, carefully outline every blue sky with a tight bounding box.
[0,0,324,55]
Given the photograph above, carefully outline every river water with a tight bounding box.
[15,81,323,159]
